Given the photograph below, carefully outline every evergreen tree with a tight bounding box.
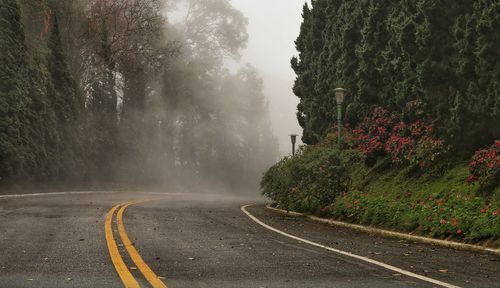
[0,0,30,180]
[292,0,500,152]
[47,11,85,180]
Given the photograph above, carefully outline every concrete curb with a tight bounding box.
[266,204,500,257]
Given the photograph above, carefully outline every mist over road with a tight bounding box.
[0,192,498,288]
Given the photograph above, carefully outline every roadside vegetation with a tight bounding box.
[262,121,499,246]
[263,0,499,246]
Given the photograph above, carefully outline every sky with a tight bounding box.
[230,0,308,155]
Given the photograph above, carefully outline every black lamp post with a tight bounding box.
[290,134,298,156]
[334,88,347,149]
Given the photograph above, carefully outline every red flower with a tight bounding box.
[456,229,463,236]
[480,207,489,213]
[467,175,477,183]
[492,210,500,217]
[451,218,457,226]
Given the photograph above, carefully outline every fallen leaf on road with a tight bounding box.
[439,269,448,273]
[66,278,72,281]
[130,267,137,270]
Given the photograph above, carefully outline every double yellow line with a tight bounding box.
[105,201,168,288]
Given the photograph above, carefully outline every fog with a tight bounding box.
[1,0,308,194]
[231,0,307,155]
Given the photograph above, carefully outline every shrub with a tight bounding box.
[408,136,449,168]
[468,140,500,189]
[349,105,448,168]
[261,145,351,213]
[349,106,395,159]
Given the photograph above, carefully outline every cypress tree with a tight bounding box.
[0,0,30,180]
[292,0,500,153]
[47,11,84,179]
[292,2,313,144]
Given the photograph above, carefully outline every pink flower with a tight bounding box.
[456,229,463,236]
[439,219,447,225]
[467,175,477,183]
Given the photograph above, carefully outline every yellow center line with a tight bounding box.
[105,203,140,288]
[117,201,168,288]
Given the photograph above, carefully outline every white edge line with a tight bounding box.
[241,204,461,288]
[0,191,184,199]
[0,191,113,199]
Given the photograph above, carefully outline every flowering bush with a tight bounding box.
[385,134,414,164]
[349,107,395,158]
[408,136,448,168]
[468,141,500,188]
[348,105,447,168]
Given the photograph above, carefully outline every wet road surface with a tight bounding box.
[0,191,498,287]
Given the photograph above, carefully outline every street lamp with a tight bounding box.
[334,88,347,149]
[290,134,298,156]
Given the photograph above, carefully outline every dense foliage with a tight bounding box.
[261,138,351,213]
[347,105,448,168]
[468,141,500,190]
[0,0,83,184]
[293,0,500,154]
[0,0,29,179]
[261,138,500,243]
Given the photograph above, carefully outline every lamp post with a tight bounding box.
[290,134,298,156]
[334,88,347,149]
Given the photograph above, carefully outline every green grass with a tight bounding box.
[329,154,500,246]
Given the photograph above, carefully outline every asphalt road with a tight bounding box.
[0,191,498,288]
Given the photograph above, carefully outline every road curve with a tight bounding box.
[0,191,498,288]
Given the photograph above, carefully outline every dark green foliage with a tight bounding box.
[261,143,351,213]
[293,0,500,152]
[0,0,30,180]
[1,1,85,186]
[46,12,85,181]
